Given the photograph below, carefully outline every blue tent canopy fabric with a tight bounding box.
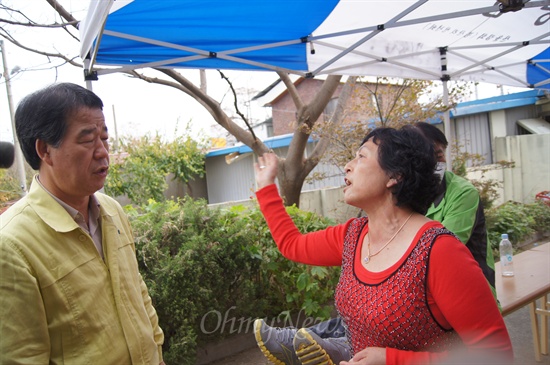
[89,1,339,71]
[80,0,550,89]
[527,47,550,87]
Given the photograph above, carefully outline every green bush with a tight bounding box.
[106,133,205,206]
[486,201,534,248]
[526,200,550,233]
[127,198,338,364]
[244,204,340,319]
[486,200,550,252]
[0,169,21,205]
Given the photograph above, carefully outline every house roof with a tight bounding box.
[451,89,547,117]
[251,75,302,107]
[517,118,550,134]
[206,133,314,157]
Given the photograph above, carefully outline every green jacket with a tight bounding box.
[426,171,496,300]
[0,178,164,364]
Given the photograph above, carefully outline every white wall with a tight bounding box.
[492,134,550,204]
[467,134,550,206]
[489,110,507,138]
[208,186,358,224]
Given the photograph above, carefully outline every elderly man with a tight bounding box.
[0,83,165,364]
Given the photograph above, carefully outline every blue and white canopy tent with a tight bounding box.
[79,0,550,163]
[80,0,550,86]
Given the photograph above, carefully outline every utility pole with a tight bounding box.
[112,104,119,152]
[0,40,27,196]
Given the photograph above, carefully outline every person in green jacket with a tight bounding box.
[419,121,496,298]
[254,121,496,365]
[0,83,165,364]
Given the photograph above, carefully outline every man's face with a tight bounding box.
[40,107,109,204]
[434,142,446,163]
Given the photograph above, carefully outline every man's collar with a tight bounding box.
[35,175,100,218]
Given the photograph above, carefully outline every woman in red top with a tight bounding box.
[254,126,512,365]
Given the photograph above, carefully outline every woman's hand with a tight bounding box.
[255,152,279,189]
[341,347,385,365]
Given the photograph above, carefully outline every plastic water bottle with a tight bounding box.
[499,234,514,277]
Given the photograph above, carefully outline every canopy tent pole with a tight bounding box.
[84,56,94,91]
[440,47,453,170]
[309,0,429,76]
[0,40,26,196]
[442,81,452,170]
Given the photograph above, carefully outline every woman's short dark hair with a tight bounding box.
[362,126,440,214]
[15,83,104,170]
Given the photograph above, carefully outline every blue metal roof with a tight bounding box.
[206,134,309,157]
[451,89,545,117]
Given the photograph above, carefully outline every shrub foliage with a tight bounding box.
[127,198,338,364]
[106,133,205,206]
[486,200,550,252]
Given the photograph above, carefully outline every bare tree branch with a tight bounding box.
[44,0,80,41]
[0,31,82,67]
[286,75,342,164]
[0,4,36,25]
[155,68,269,155]
[45,0,78,29]
[277,71,304,109]
[218,70,258,142]
[0,18,78,28]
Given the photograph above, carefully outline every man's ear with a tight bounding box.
[36,139,53,166]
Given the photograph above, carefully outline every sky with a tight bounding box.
[0,0,530,147]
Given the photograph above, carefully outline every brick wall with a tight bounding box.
[270,78,398,135]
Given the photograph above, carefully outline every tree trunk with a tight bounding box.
[278,161,309,207]
[277,76,357,207]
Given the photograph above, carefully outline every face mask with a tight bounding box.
[435,162,446,182]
